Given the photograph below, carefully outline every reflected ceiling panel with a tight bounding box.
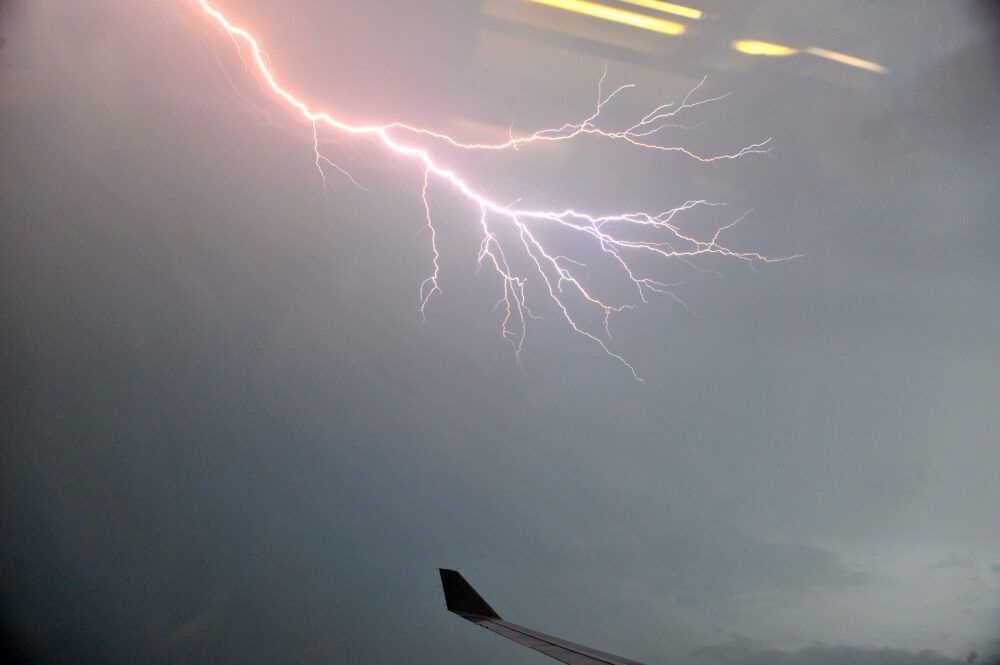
[731,39,798,57]
[619,0,704,21]
[805,46,888,74]
[524,0,687,36]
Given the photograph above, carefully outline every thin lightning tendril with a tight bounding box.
[194,0,797,380]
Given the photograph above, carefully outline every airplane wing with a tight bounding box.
[439,569,650,665]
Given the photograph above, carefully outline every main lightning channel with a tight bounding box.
[193,0,793,380]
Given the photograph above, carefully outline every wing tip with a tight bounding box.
[439,569,502,621]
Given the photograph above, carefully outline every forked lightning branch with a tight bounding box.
[194,0,795,380]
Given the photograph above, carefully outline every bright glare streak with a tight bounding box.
[806,46,888,74]
[619,0,703,21]
[526,0,686,35]
[732,39,799,56]
[194,0,792,380]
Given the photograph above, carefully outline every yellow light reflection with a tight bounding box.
[731,39,798,56]
[526,0,686,36]
[619,0,703,20]
[806,47,888,74]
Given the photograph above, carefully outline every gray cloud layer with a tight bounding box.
[2,1,998,664]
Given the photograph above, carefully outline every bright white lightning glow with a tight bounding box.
[193,0,795,380]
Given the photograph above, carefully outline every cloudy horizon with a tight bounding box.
[2,1,998,663]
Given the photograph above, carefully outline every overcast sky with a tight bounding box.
[1,1,998,664]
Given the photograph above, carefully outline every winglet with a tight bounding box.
[439,569,502,621]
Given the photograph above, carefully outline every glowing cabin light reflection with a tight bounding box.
[806,47,888,74]
[526,0,686,35]
[619,0,704,20]
[732,40,799,56]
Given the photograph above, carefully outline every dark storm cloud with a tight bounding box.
[1,1,998,664]
[692,639,968,665]
[929,556,977,571]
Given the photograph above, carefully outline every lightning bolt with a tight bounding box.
[193,0,795,380]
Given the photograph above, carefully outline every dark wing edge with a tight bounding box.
[439,568,501,620]
[438,569,650,665]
